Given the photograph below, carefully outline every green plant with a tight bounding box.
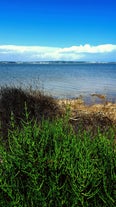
[0,112,116,206]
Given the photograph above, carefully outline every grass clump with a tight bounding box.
[0,112,116,207]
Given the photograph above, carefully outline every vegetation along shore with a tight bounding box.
[0,86,116,206]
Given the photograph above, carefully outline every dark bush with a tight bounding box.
[0,87,62,139]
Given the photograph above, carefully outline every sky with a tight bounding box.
[0,0,116,61]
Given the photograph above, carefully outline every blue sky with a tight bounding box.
[0,0,116,61]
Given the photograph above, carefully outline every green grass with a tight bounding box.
[0,111,116,207]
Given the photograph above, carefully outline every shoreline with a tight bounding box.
[0,87,115,137]
[55,93,116,105]
[57,97,116,125]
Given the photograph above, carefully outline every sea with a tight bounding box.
[0,62,116,104]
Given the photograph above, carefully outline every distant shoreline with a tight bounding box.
[0,61,116,64]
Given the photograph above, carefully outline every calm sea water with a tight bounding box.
[0,63,116,103]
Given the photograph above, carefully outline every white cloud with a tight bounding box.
[0,44,116,61]
[59,44,116,53]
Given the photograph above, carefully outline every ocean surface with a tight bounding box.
[0,63,116,103]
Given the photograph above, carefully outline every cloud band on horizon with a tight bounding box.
[0,44,116,62]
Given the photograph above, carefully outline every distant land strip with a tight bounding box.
[0,61,116,64]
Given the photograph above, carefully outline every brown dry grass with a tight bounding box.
[58,98,116,134]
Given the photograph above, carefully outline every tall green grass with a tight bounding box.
[0,111,116,207]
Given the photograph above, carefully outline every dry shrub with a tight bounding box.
[70,112,114,135]
[0,87,62,139]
